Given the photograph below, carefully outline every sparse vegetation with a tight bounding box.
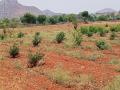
[0,55,4,61]
[13,61,23,70]
[103,76,120,90]
[0,12,120,90]
[45,65,94,87]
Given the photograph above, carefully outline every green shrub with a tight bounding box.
[32,33,41,46]
[0,34,5,40]
[116,25,120,32]
[17,32,24,38]
[110,32,116,40]
[110,25,120,32]
[73,31,83,46]
[20,13,36,24]
[80,26,99,36]
[110,26,118,32]
[37,15,47,24]
[86,31,93,37]
[55,32,65,43]
[80,26,89,34]
[97,27,103,32]
[9,44,19,58]
[89,26,98,33]
[96,40,108,50]
[99,29,107,37]
[105,24,109,27]
[28,51,44,68]
[72,21,78,30]
[35,32,40,36]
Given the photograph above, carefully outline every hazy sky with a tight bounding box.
[17,0,120,13]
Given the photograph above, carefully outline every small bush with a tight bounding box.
[55,32,65,43]
[80,26,99,36]
[28,51,44,68]
[110,25,120,32]
[73,31,83,46]
[96,40,108,50]
[17,32,24,38]
[105,24,109,27]
[99,29,107,37]
[80,26,89,34]
[72,21,78,30]
[116,25,120,32]
[86,31,93,37]
[89,26,98,33]
[0,34,5,40]
[32,33,41,46]
[35,32,40,36]
[110,32,116,40]
[9,44,19,58]
[110,26,117,32]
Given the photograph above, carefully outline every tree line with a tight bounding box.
[0,11,120,30]
[20,11,120,25]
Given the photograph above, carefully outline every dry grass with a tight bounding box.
[103,76,120,90]
[44,65,94,88]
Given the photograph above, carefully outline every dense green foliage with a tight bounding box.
[37,15,47,24]
[16,11,120,25]
[20,13,36,24]
[48,16,58,24]
[80,11,89,23]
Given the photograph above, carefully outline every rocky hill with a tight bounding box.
[96,8,117,15]
[0,0,58,19]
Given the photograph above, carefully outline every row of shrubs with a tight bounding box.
[9,43,44,68]
[1,28,117,47]
[0,30,113,69]
[8,31,109,67]
[8,30,110,58]
[2,25,120,67]
[80,25,120,37]
[0,32,43,68]
[78,25,120,41]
